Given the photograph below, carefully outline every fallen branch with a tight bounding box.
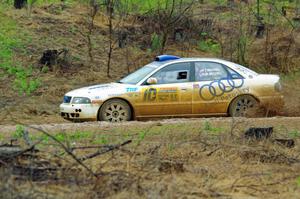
[24,125,98,178]
[79,140,132,162]
[71,141,133,151]
[71,144,121,150]
[206,147,221,157]
[0,139,18,148]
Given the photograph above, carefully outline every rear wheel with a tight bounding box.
[229,95,258,117]
[99,99,131,122]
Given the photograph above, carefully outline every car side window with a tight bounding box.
[150,62,191,84]
[225,67,244,79]
[195,62,228,81]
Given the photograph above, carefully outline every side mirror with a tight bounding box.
[146,77,158,85]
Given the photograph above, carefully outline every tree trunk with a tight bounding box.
[160,30,169,55]
[107,0,113,77]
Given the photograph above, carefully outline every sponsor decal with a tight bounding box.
[193,84,200,88]
[126,87,138,92]
[197,68,222,78]
[199,78,244,101]
[158,87,177,93]
[158,93,177,101]
[127,93,140,98]
[108,93,121,97]
[213,87,250,103]
[143,87,178,102]
[91,99,102,104]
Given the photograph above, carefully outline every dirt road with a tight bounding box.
[1,116,300,134]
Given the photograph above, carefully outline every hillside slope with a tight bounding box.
[0,1,300,124]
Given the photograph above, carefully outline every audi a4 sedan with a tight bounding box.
[60,55,284,122]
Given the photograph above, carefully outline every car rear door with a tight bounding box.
[192,61,245,115]
[136,62,193,117]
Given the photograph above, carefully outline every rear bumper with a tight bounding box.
[59,103,100,121]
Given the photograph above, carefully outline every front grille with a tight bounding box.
[63,96,72,103]
[61,112,79,118]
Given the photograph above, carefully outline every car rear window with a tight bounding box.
[233,64,258,77]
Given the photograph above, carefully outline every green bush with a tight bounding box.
[203,121,223,134]
[288,129,300,138]
[41,66,49,73]
[94,135,109,145]
[198,38,220,55]
[0,7,40,95]
[297,176,300,187]
[150,33,162,52]
[12,125,25,139]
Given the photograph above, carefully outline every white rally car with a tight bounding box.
[60,55,283,122]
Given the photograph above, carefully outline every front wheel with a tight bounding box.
[229,95,258,117]
[99,99,131,122]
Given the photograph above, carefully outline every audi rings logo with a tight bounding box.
[199,78,244,101]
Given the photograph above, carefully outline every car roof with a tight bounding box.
[154,57,235,66]
[150,57,258,79]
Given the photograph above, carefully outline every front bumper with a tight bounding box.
[60,103,100,121]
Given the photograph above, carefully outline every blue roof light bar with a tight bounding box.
[155,55,181,62]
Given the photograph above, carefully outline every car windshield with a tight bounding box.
[118,62,162,84]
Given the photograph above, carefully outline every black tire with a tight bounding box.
[229,95,258,117]
[99,99,131,122]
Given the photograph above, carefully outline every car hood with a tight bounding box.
[65,83,137,99]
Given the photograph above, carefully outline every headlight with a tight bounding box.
[72,97,91,104]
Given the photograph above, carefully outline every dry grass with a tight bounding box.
[0,118,300,198]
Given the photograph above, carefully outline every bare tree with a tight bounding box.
[105,0,130,77]
[87,0,100,63]
[106,0,114,77]
[155,0,195,54]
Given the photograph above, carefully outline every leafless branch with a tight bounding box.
[79,140,132,161]
[11,121,98,178]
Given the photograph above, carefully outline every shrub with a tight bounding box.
[198,38,220,55]
[150,33,162,52]
[0,7,41,95]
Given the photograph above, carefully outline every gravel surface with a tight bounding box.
[1,117,300,134]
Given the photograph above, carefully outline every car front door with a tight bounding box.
[192,62,246,115]
[136,62,193,117]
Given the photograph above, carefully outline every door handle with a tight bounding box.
[181,88,188,91]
